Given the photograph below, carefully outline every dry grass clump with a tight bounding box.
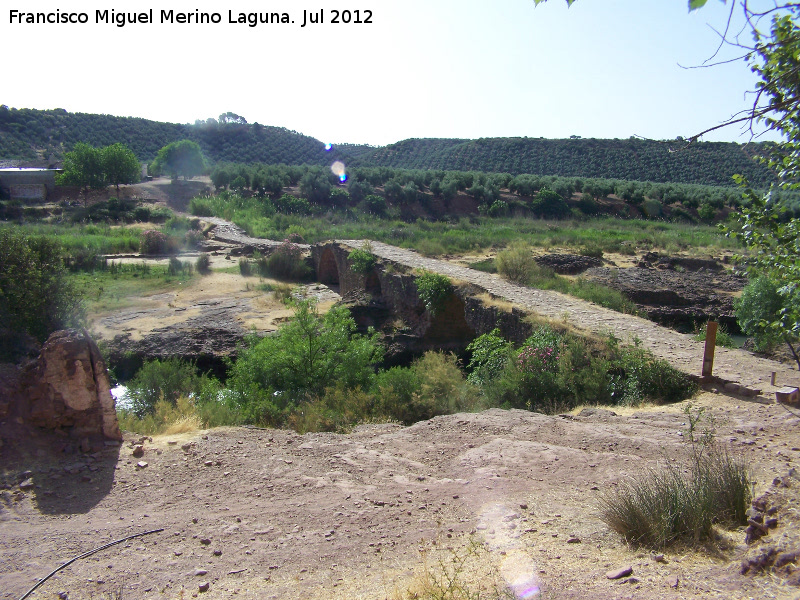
[599,406,750,548]
[164,413,202,434]
[391,538,515,600]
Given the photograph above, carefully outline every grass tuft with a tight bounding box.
[599,405,750,548]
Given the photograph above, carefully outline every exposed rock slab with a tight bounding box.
[535,253,603,274]
[582,266,745,330]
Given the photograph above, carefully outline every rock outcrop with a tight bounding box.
[535,253,603,274]
[583,265,745,330]
[12,329,122,442]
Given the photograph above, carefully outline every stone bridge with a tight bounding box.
[312,240,800,402]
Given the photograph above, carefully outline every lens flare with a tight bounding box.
[478,502,542,598]
[324,143,333,151]
[331,161,347,183]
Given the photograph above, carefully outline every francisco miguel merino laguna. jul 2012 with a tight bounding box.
[8,8,373,27]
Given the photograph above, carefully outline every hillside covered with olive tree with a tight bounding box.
[0,105,775,187]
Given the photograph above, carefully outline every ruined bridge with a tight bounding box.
[205,219,799,400]
[312,240,799,402]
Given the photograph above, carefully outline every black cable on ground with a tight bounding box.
[18,528,164,600]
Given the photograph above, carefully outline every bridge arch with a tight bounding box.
[317,247,340,285]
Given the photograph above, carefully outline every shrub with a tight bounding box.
[226,299,384,423]
[466,329,512,386]
[416,271,453,316]
[474,325,695,412]
[495,244,534,284]
[735,276,788,352]
[185,229,204,248]
[577,193,600,215]
[613,346,698,405]
[189,197,214,217]
[288,385,378,434]
[149,207,174,223]
[139,229,168,255]
[238,257,252,276]
[362,194,387,216]
[348,244,377,274]
[273,193,311,215]
[487,200,509,218]
[167,257,193,277]
[125,358,211,418]
[263,240,312,281]
[133,206,152,221]
[641,198,663,218]
[0,229,84,359]
[579,244,604,259]
[196,254,211,274]
[375,352,479,424]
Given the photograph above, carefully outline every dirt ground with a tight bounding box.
[2,392,799,600]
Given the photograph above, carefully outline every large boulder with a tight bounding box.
[21,329,122,441]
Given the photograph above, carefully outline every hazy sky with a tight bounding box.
[1,0,777,146]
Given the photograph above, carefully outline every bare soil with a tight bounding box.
[2,393,799,600]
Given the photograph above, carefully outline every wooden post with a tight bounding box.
[702,321,718,378]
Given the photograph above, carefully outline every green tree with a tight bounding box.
[227,299,384,421]
[101,143,140,191]
[150,140,205,180]
[57,142,104,204]
[0,229,84,359]
[736,275,799,366]
[298,170,332,204]
[529,188,570,218]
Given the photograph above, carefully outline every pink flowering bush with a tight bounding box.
[261,239,312,281]
[139,229,168,255]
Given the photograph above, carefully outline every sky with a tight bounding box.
[0,0,780,146]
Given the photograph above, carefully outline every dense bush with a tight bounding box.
[226,299,383,424]
[348,245,377,274]
[465,328,512,385]
[529,188,570,218]
[416,271,453,316]
[473,326,696,413]
[0,228,84,358]
[262,240,312,281]
[273,193,312,215]
[375,352,480,424]
[139,229,168,255]
[125,358,215,418]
